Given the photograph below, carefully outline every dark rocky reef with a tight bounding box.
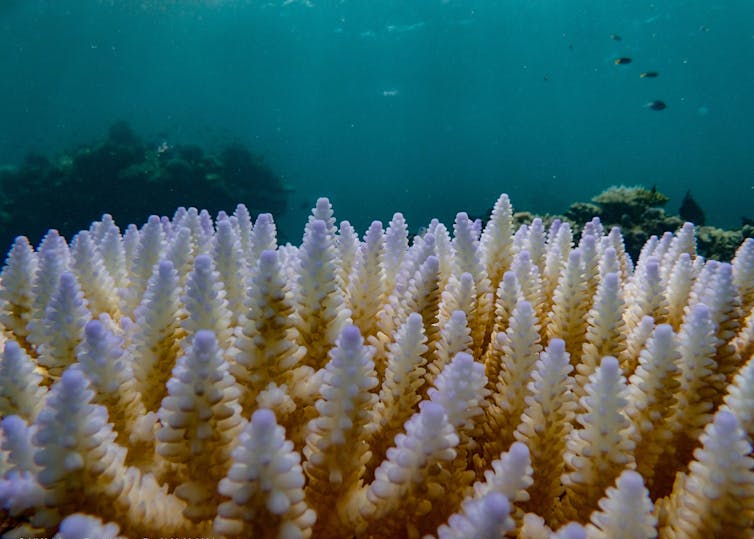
[515,185,752,261]
[0,122,291,250]
[590,185,670,224]
[563,185,683,259]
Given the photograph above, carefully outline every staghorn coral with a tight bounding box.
[0,194,753,538]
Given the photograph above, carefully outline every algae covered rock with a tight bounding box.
[591,185,669,223]
[0,122,292,250]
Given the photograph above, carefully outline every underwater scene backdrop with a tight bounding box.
[1,0,754,244]
[5,2,754,537]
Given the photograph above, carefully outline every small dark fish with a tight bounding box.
[640,71,659,78]
[614,57,632,65]
[610,34,622,41]
[699,25,710,32]
[645,100,667,111]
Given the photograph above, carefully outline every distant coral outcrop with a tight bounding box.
[0,122,291,249]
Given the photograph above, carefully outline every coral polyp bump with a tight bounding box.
[1,194,754,538]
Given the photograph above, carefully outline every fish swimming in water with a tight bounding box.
[645,100,667,111]
[614,57,632,65]
[610,34,622,41]
[640,71,659,78]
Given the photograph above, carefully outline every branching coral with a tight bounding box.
[1,193,753,537]
[214,408,315,538]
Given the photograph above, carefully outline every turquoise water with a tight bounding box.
[2,0,753,239]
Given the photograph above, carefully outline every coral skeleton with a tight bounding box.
[1,193,753,537]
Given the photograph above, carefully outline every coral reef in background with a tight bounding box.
[1,194,754,537]
[591,184,671,223]
[504,185,752,261]
[0,121,291,250]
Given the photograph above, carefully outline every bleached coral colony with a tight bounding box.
[1,194,754,538]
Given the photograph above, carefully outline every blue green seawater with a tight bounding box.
[2,0,753,239]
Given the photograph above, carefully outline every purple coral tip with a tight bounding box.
[194,254,212,271]
[450,310,467,324]
[310,219,327,234]
[158,260,175,274]
[339,324,362,347]
[61,367,86,389]
[714,410,739,437]
[604,272,619,287]
[419,400,445,423]
[260,250,277,265]
[193,330,217,351]
[600,356,620,377]
[59,272,76,287]
[84,319,105,340]
[424,255,439,271]
[508,441,530,465]
[547,338,566,356]
[617,470,645,495]
[256,213,273,226]
[451,352,473,369]
[557,523,587,539]
[252,408,277,432]
[482,491,510,518]
[3,339,21,356]
[654,324,674,340]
